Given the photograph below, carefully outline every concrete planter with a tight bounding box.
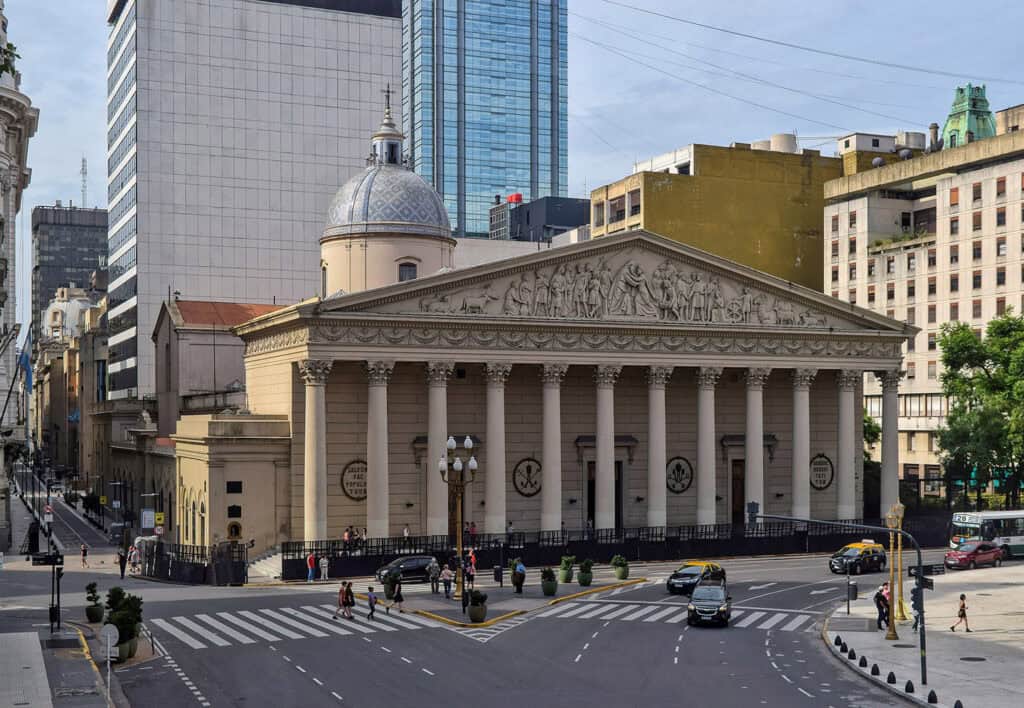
[558,568,573,583]
[85,605,104,623]
[541,579,558,596]
[577,572,593,586]
[613,566,629,580]
[467,604,487,623]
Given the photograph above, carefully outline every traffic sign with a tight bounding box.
[31,553,64,566]
[154,512,165,526]
[920,576,935,590]
[44,504,53,514]
[141,509,155,528]
[112,500,121,509]
[100,624,120,660]
[154,525,164,536]
[908,563,946,577]
[99,495,107,505]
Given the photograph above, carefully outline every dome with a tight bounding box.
[322,164,451,239]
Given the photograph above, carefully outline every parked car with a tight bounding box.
[828,541,887,575]
[687,580,732,627]
[666,560,726,595]
[374,555,437,583]
[945,542,1003,570]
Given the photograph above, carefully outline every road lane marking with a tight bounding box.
[538,603,579,617]
[578,604,614,619]
[600,604,641,620]
[194,614,257,644]
[217,612,284,642]
[592,632,599,638]
[574,654,581,662]
[258,609,328,637]
[664,609,690,624]
[747,583,777,591]
[318,604,395,632]
[401,657,412,664]
[173,617,231,647]
[603,621,610,627]
[364,610,422,631]
[380,646,392,653]
[781,674,793,684]
[421,669,434,676]
[583,643,589,650]
[150,618,207,650]
[283,656,291,662]
[808,588,838,596]
[674,657,678,665]
[279,607,353,636]
[307,605,380,633]
[797,688,814,698]
[621,606,660,621]
[296,665,307,673]
[757,613,788,630]
[738,578,841,604]
[781,615,811,632]
[735,611,766,628]
[238,610,306,640]
[643,606,680,622]
[331,691,343,700]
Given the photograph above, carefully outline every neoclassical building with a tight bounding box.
[174,107,913,551]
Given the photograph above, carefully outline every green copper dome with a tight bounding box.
[942,84,996,149]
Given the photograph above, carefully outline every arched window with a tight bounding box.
[398,262,417,282]
[199,502,206,547]
[227,522,242,540]
[190,501,196,545]
[321,265,327,297]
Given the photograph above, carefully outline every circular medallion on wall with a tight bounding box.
[666,457,694,494]
[341,460,368,501]
[810,454,835,491]
[512,458,542,497]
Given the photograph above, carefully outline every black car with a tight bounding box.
[687,582,732,627]
[375,555,436,583]
[666,561,726,596]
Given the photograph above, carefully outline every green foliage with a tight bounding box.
[103,587,143,642]
[609,554,628,568]
[937,313,1024,507]
[105,587,127,613]
[107,609,137,643]
[863,412,881,461]
[468,589,487,606]
[579,558,594,574]
[559,555,575,570]
[540,567,556,582]
[85,582,100,607]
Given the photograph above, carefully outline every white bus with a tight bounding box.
[950,510,1024,558]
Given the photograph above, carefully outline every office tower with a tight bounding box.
[105,0,402,398]
[403,0,568,237]
[31,203,108,339]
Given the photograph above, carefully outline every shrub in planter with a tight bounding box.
[104,587,144,659]
[85,583,104,623]
[610,554,629,580]
[558,555,575,583]
[467,589,488,623]
[577,558,594,587]
[540,567,558,596]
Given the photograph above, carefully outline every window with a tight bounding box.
[927,361,937,380]
[848,289,857,304]
[950,273,959,292]
[997,236,1007,256]
[973,211,982,231]
[228,522,242,539]
[908,432,917,451]
[906,307,916,325]
[906,253,916,271]
[848,236,857,254]
[609,196,625,222]
[973,270,982,289]
[831,240,839,258]
[628,189,641,216]
[997,207,1006,227]
[886,308,895,319]
[868,259,876,277]
[867,285,876,304]
[928,333,937,351]
[973,241,982,260]
[831,215,839,232]
[950,302,959,321]
[593,202,604,227]
[871,138,880,147]
[950,244,959,264]
[997,176,1006,197]
[831,290,839,299]
[907,333,916,352]
[887,282,895,301]
[398,262,418,282]
[831,266,839,283]
[997,266,1006,286]
[928,304,936,323]
[928,276,936,296]
[226,481,243,494]
[907,280,916,298]
[227,505,242,519]
[997,297,1007,315]
[849,264,857,281]
[907,362,916,379]
[973,299,983,318]
[949,187,959,207]
[927,248,936,267]
[950,216,959,235]
[849,211,857,229]
[901,212,912,231]
[972,182,982,202]
[321,266,327,297]
[887,256,896,275]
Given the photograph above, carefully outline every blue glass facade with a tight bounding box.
[403,0,567,237]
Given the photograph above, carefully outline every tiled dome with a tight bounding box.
[323,164,451,239]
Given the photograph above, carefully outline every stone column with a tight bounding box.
[744,368,772,519]
[879,369,902,515]
[837,369,861,520]
[594,365,622,530]
[425,361,454,537]
[646,366,673,528]
[299,360,332,541]
[696,367,722,525]
[366,360,395,538]
[791,369,817,520]
[485,363,513,534]
[541,364,568,532]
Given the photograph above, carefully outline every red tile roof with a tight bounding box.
[174,301,282,328]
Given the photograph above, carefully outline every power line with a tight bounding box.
[597,0,1024,86]
[569,113,633,157]
[572,33,853,133]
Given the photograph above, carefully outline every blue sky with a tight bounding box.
[7,0,1024,335]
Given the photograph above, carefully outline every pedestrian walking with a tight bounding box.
[333,583,346,619]
[306,552,316,583]
[585,518,593,540]
[80,544,89,569]
[402,524,410,539]
[387,578,405,614]
[129,546,140,574]
[319,555,330,581]
[513,558,526,595]
[342,527,351,551]
[344,581,356,619]
[951,593,971,632]
[117,548,127,580]
[466,555,476,589]
[427,558,441,594]
[873,583,890,630]
[441,566,453,599]
[366,587,378,620]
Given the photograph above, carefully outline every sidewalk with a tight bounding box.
[823,561,1024,708]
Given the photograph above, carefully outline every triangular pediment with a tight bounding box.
[317,230,908,334]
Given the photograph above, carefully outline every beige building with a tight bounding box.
[824,120,1024,491]
[171,110,911,554]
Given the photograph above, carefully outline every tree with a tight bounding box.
[937,313,1024,508]
[0,43,18,78]
[863,412,881,461]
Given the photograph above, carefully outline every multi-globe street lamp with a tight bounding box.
[439,435,477,600]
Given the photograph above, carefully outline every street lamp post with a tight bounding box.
[439,435,478,601]
[893,503,908,621]
[884,507,900,641]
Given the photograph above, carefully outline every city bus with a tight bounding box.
[950,510,1024,558]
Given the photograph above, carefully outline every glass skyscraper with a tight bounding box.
[403,0,568,238]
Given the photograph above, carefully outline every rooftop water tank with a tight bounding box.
[770,133,799,154]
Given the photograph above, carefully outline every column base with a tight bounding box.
[696,509,716,526]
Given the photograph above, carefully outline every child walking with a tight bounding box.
[951,593,971,632]
[366,587,378,620]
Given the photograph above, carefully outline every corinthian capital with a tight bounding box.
[878,369,904,391]
[364,360,395,386]
[696,367,723,390]
[791,368,818,391]
[594,364,622,388]
[646,366,674,388]
[485,362,513,386]
[744,367,772,390]
[541,363,568,386]
[298,359,332,385]
[837,369,862,391]
[425,361,455,385]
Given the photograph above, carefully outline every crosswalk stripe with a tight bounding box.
[305,605,378,634]
[622,606,660,621]
[600,604,640,620]
[259,609,328,637]
[278,607,353,636]
[216,612,284,642]
[397,612,441,628]
[578,604,614,619]
[664,609,690,624]
[735,611,766,628]
[642,606,680,622]
[174,617,231,647]
[553,603,600,618]
[729,610,744,620]
[317,604,395,632]
[356,606,422,631]
[781,615,811,632]
[756,613,788,630]
[238,610,306,640]
[538,603,578,618]
[151,618,207,650]
[194,614,257,644]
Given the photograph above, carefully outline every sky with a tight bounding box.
[6,0,1024,340]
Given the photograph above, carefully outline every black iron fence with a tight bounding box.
[280,517,952,582]
[139,541,247,585]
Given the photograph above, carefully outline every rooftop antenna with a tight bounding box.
[80,156,87,207]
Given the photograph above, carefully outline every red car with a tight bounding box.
[945,542,1004,570]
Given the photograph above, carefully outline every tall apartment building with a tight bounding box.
[402,0,567,237]
[0,0,38,438]
[104,0,402,399]
[824,86,1024,491]
[31,203,108,339]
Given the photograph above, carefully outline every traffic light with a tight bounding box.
[746,501,760,526]
[910,585,923,614]
[57,568,64,582]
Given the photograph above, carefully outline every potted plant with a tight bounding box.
[104,587,143,660]
[540,567,558,596]
[85,583,104,623]
[558,555,575,583]
[467,589,488,623]
[610,554,629,580]
[577,558,594,586]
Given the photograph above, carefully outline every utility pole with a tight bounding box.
[80,157,88,207]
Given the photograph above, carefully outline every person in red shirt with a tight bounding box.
[306,552,316,583]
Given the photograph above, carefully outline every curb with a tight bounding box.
[821,613,959,708]
[546,577,647,605]
[413,608,526,628]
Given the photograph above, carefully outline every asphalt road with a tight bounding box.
[120,550,950,707]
